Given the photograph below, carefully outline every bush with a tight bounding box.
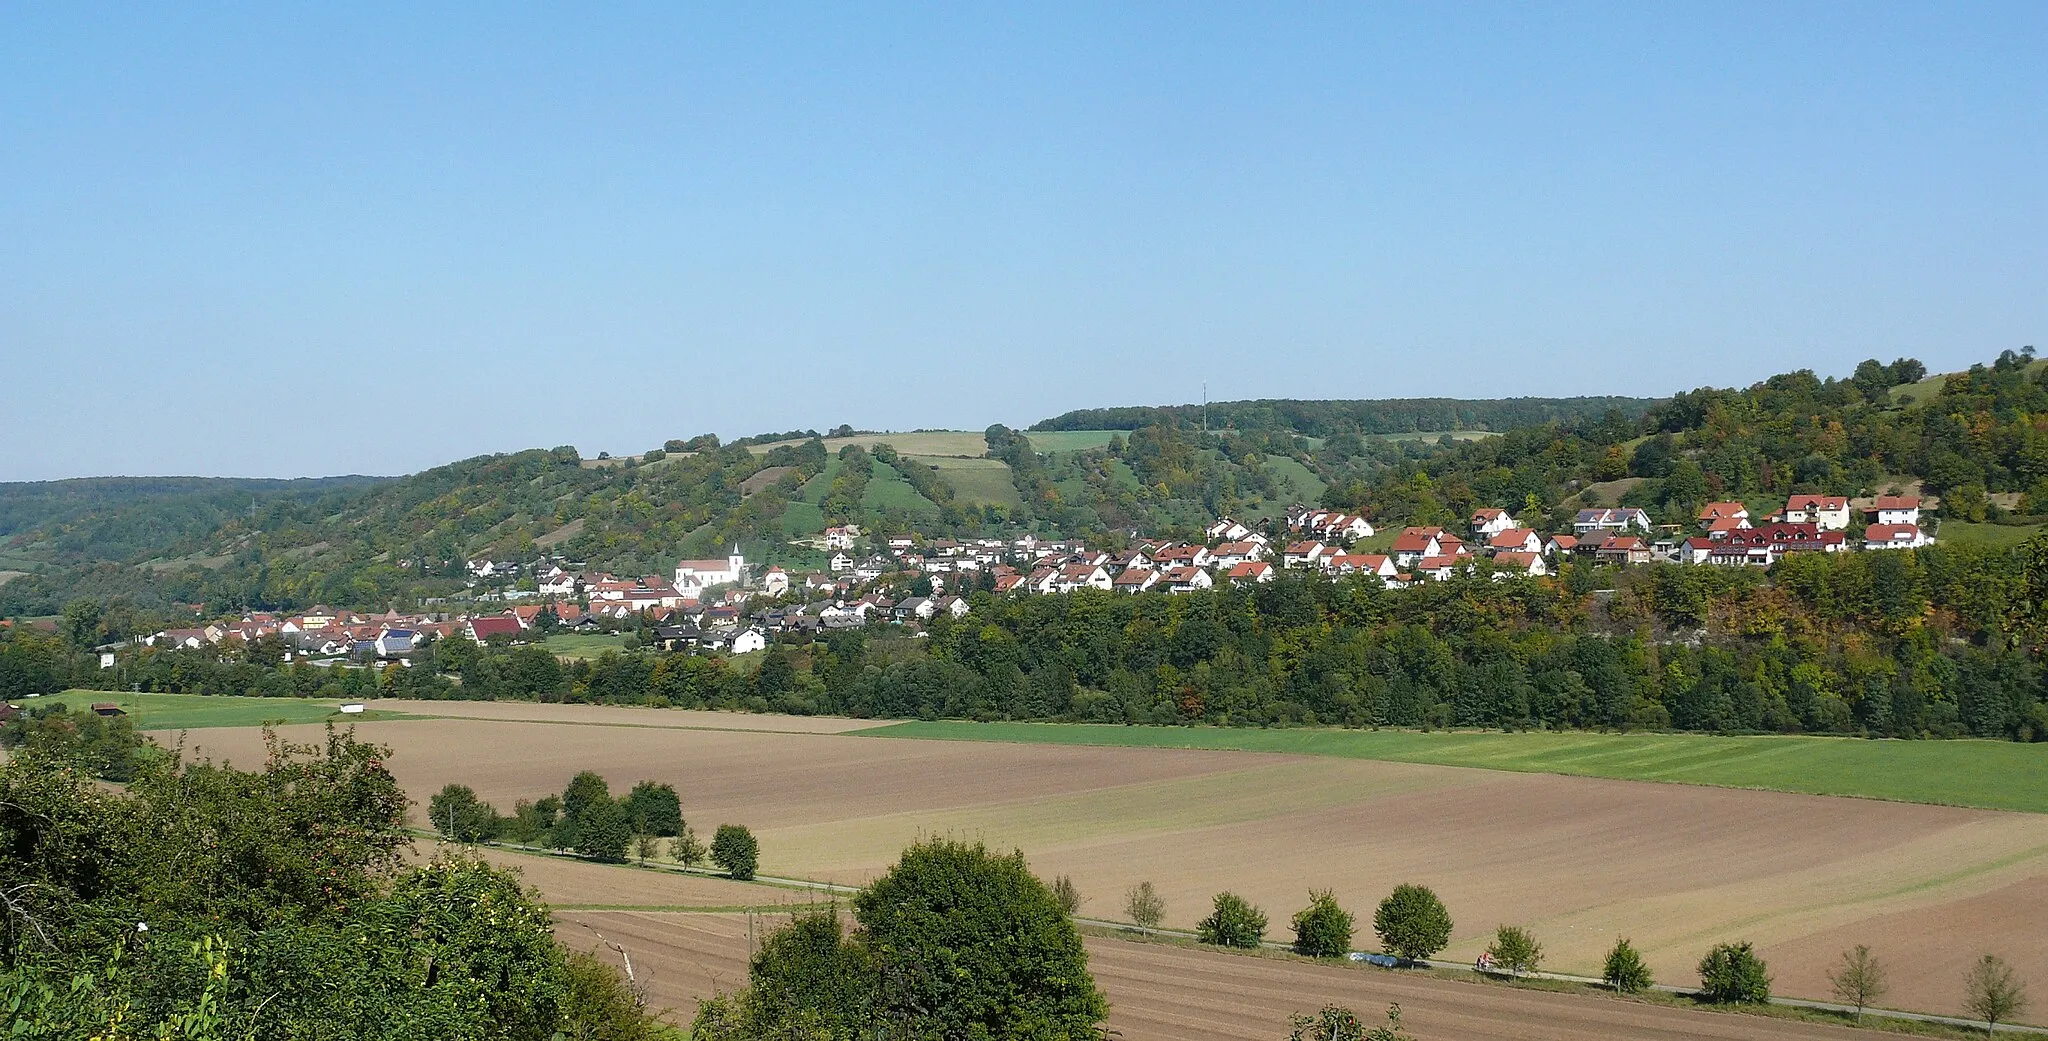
[1051,874,1083,916]
[1124,881,1165,936]
[1291,889,1354,958]
[1602,937,1654,994]
[711,823,759,880]
[1698,941,1771,1004]
[1196,891,1267,949]
[623,780,683,837]
[1374,884,1452,961]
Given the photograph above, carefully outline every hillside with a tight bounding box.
[3,355,2042,616]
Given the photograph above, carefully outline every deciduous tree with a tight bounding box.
[1963,954,2027,1033]
[1486,924,1543,977]
[1698,941,1771,1004]
[1374,884,1452,961]
[1602,937,1653,994]
[1197,891,1268,949]
[711,823,758,880]
[1291,890,1354,958]
[1826,945,1887,1023]
[1125,881,1165,936]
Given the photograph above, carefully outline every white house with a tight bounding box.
[1490,551,1549,578]
[1226,561,1274,584]
[761,567,790,597]
[1162,566,1213,593]
[1874,495,1923,526]
[824,525,861,550]
[730,628,768,654]
[1470,508,1516,538]
[1864,523,1933,550]
[1206,517,1254,542]
[373,629,416,657]
[1485,528,1544,555]
[1282,541,1329,569]
[1782,495,1851,531]
[1574,508,1651,535]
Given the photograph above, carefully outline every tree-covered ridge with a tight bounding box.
[0,475,385,561]
[1321,353,2048,530]
[1030,396,1660,436]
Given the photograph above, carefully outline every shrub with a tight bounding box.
[1051,874,1083,916]
[1698,941,1771,1004]
[1291,889,1354,958]
[1602,937,1653,994]
[1196,891,1267,949]
[711,823,759,880]
[1374,884,1452,961]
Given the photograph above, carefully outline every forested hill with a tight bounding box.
[3,351,2044,618]
[0,476,387,563]
[1031,395,1659,436]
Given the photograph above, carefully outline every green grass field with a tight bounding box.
[914,456,1022,509]
[750,431,991,457]
[1023,430,1122,452]
[1372,430,1499,443]
[543,633,630,659]
[863,462,941,514]
[862,720,2048,813]
[35,690,411,730]
[1934,520,2041,550]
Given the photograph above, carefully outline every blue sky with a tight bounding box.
[2,3,2042,481]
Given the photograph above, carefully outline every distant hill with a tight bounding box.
[5,353,2042,617]
[1031,396,1659,437]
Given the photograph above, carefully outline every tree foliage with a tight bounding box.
[1197,891,1268,949]
[1697,941,1772,1004]
[1486,924,1543,977]
[1291,889,1354,958]
[711,824,759,880]
[1374,884,1452,961]
[1962,954,2028,1031]
[1602,937,1654,994]
[1125,881,1166,936]
[1826,945,1888,1022]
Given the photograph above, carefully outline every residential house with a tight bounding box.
[1161,566,1213,593]
[1864,523,1933,550]
[731,628,767,655]
[932,595,970,619]
[1491,551,1548,577]
[1707,543,1776,567]
[1543,534,1579,558]
[1485,528,1543,555]
[1470,508,1516,538]
[1721,522,1846,556]
[824,525,861,550]
[829,552,855,573]
[1113,568,1159,594]
[1698,502,1749,529]
[1206,517,1254,542]
[1780,494,1851,531]
[1208,541,1266,568]
[1390,528,1466,567]
[1574,508,1652,535]
[1226,561,1274,584]
[1054,563,1113,592]
[1595,536,1653,566]
[1325,553,1397,580]
[1676,537,1718,565]
[1414,555,1462,581]
[466,616,524,643]
[373,629,416,657]
[1282,541,1330,569]
[1874,495,1923,526]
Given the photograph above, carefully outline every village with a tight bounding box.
[131,494,1934,665]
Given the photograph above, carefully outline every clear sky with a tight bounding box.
[2,4,2042,481]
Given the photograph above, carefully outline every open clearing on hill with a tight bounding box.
[748,431,991,457]
[357,698,890,733]
[562,911,1875,1040]
[177,715,2048,1019]
[51,690,409,729]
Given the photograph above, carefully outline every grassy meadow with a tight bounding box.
[36,690,412,730]
[864,720,2048,813]
[542,633,631,659]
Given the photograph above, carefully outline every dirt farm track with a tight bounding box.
[173,706,2048,1029]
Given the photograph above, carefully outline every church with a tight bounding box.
[673,547,746,597]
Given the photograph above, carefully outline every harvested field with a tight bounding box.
[410,840,810,909]
[181,719,2048,1020]
[564,911,1872,1040]
[360,699,890,733]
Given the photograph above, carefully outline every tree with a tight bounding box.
[555,770,613,849]
[1286,1003,1413,1041]
[1374,884,1452,961]
[1963,954,2027,1033]
[711,823,759,880]
[1826,945,1888,1023]
[1486,924,1543,977]
[1197,891,1268,949]
[1292,889,1354,958]
[634,833,661,864]
[853,838,1108,1040]
[1697,941,1771,1004]
[427,783,500,843]
[622,780,682,836]
[1125,881,1165,936]
[1602,937,1653,994]
[573,798,633,863]
[1051,874,1084,916]
[670,826,707,870]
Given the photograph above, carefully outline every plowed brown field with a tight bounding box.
[558,911,1870,1040]
[180,714,2048,1021]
